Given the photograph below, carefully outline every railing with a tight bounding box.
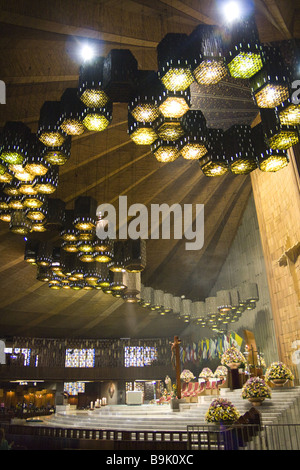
[2,421,300,450]
[187,424,300,450]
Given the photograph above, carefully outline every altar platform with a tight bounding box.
[21,387,300,433]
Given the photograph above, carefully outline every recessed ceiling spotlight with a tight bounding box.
[223,1,242,23]
[80,43,96,62]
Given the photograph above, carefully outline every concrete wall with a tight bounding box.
[209,191,278,366]
[251,148,300,381]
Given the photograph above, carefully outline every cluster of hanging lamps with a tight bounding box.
[126,14,297,174]
[25,229,146,296]
[137,282,258,330]
[0,121,62,234]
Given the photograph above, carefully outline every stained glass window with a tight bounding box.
[5,347,31,366]
[64,382,86,396]
[124,346,157,367]
[65,348,95,368]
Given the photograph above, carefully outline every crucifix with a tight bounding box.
[171,336,182,399]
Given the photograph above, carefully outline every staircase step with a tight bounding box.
[24,386,300,432]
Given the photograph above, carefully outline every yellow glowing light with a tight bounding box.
[8,199,24,210]
[159,97,189,118]
[74,221,95,231]
[23,197,44,209]
[35,183,57,194]
[38,132,65,147]
[228,52,263,79]
[230,159,257,174]
[202,161,229,176]
[193,60,228,85]
[61,242,78,252]
[0,212,11,222]
[19,184,38,195]
[94,253,112,263]
[259,155,289,172]
[80,89,109,108]
[62,284,71,290]
[77,242,93,252]
[131,104,160,123]
[0,172,13,183]
[181,143,207,160]
[26,210,46,222]
[31,223,47,232]
[157,122,185,141]
[130,127,158,145]
[60,119,85,136]
[78,253,94,262]
[10,225,31,235]
[268,131,299,150]
[153,146,180,163]
[1,151,25,165]
[24,163,49,176]
[83,113,110,131]
[3,185,20,196]
[44,150,69,166]
[71,284,82,291]
[161,68,194,91]
[14,170,35,182]
[254,84,290,108]
[61,232,78,242]
[83,284,94,290]
[279,105,300,126]
[98,280,110,288]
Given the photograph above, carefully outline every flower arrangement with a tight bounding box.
[205,398,240,424]
[158,384,177,404]
[242,377,271,400]
[265,362,294,382]
[199,367,213,379]
[221,346,246,367]
[180,369,195,382]
[214,366,228,378]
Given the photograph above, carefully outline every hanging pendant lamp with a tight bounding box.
[199,128,229,176]
[251,122,289,172]
[180,110,208,160]
[226,15,263,79]
[250,45,290,108]
[157,33,194,92]
[260,107,299,150]
[224,124,257,174]
[189,24,228,85]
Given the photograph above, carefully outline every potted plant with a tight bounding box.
[214,366,228,379]
[241,377,271,406]
[221,346,246,369]
[205,397,240,425]
[199,367,214,379]
[265,362,294,386]
[180,369,195,383]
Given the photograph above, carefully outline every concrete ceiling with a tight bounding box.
[0,0,299,340]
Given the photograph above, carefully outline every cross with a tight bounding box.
[278,237,300,305]
[171,336,182,399]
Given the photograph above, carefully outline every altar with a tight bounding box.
[126,390,143,405]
